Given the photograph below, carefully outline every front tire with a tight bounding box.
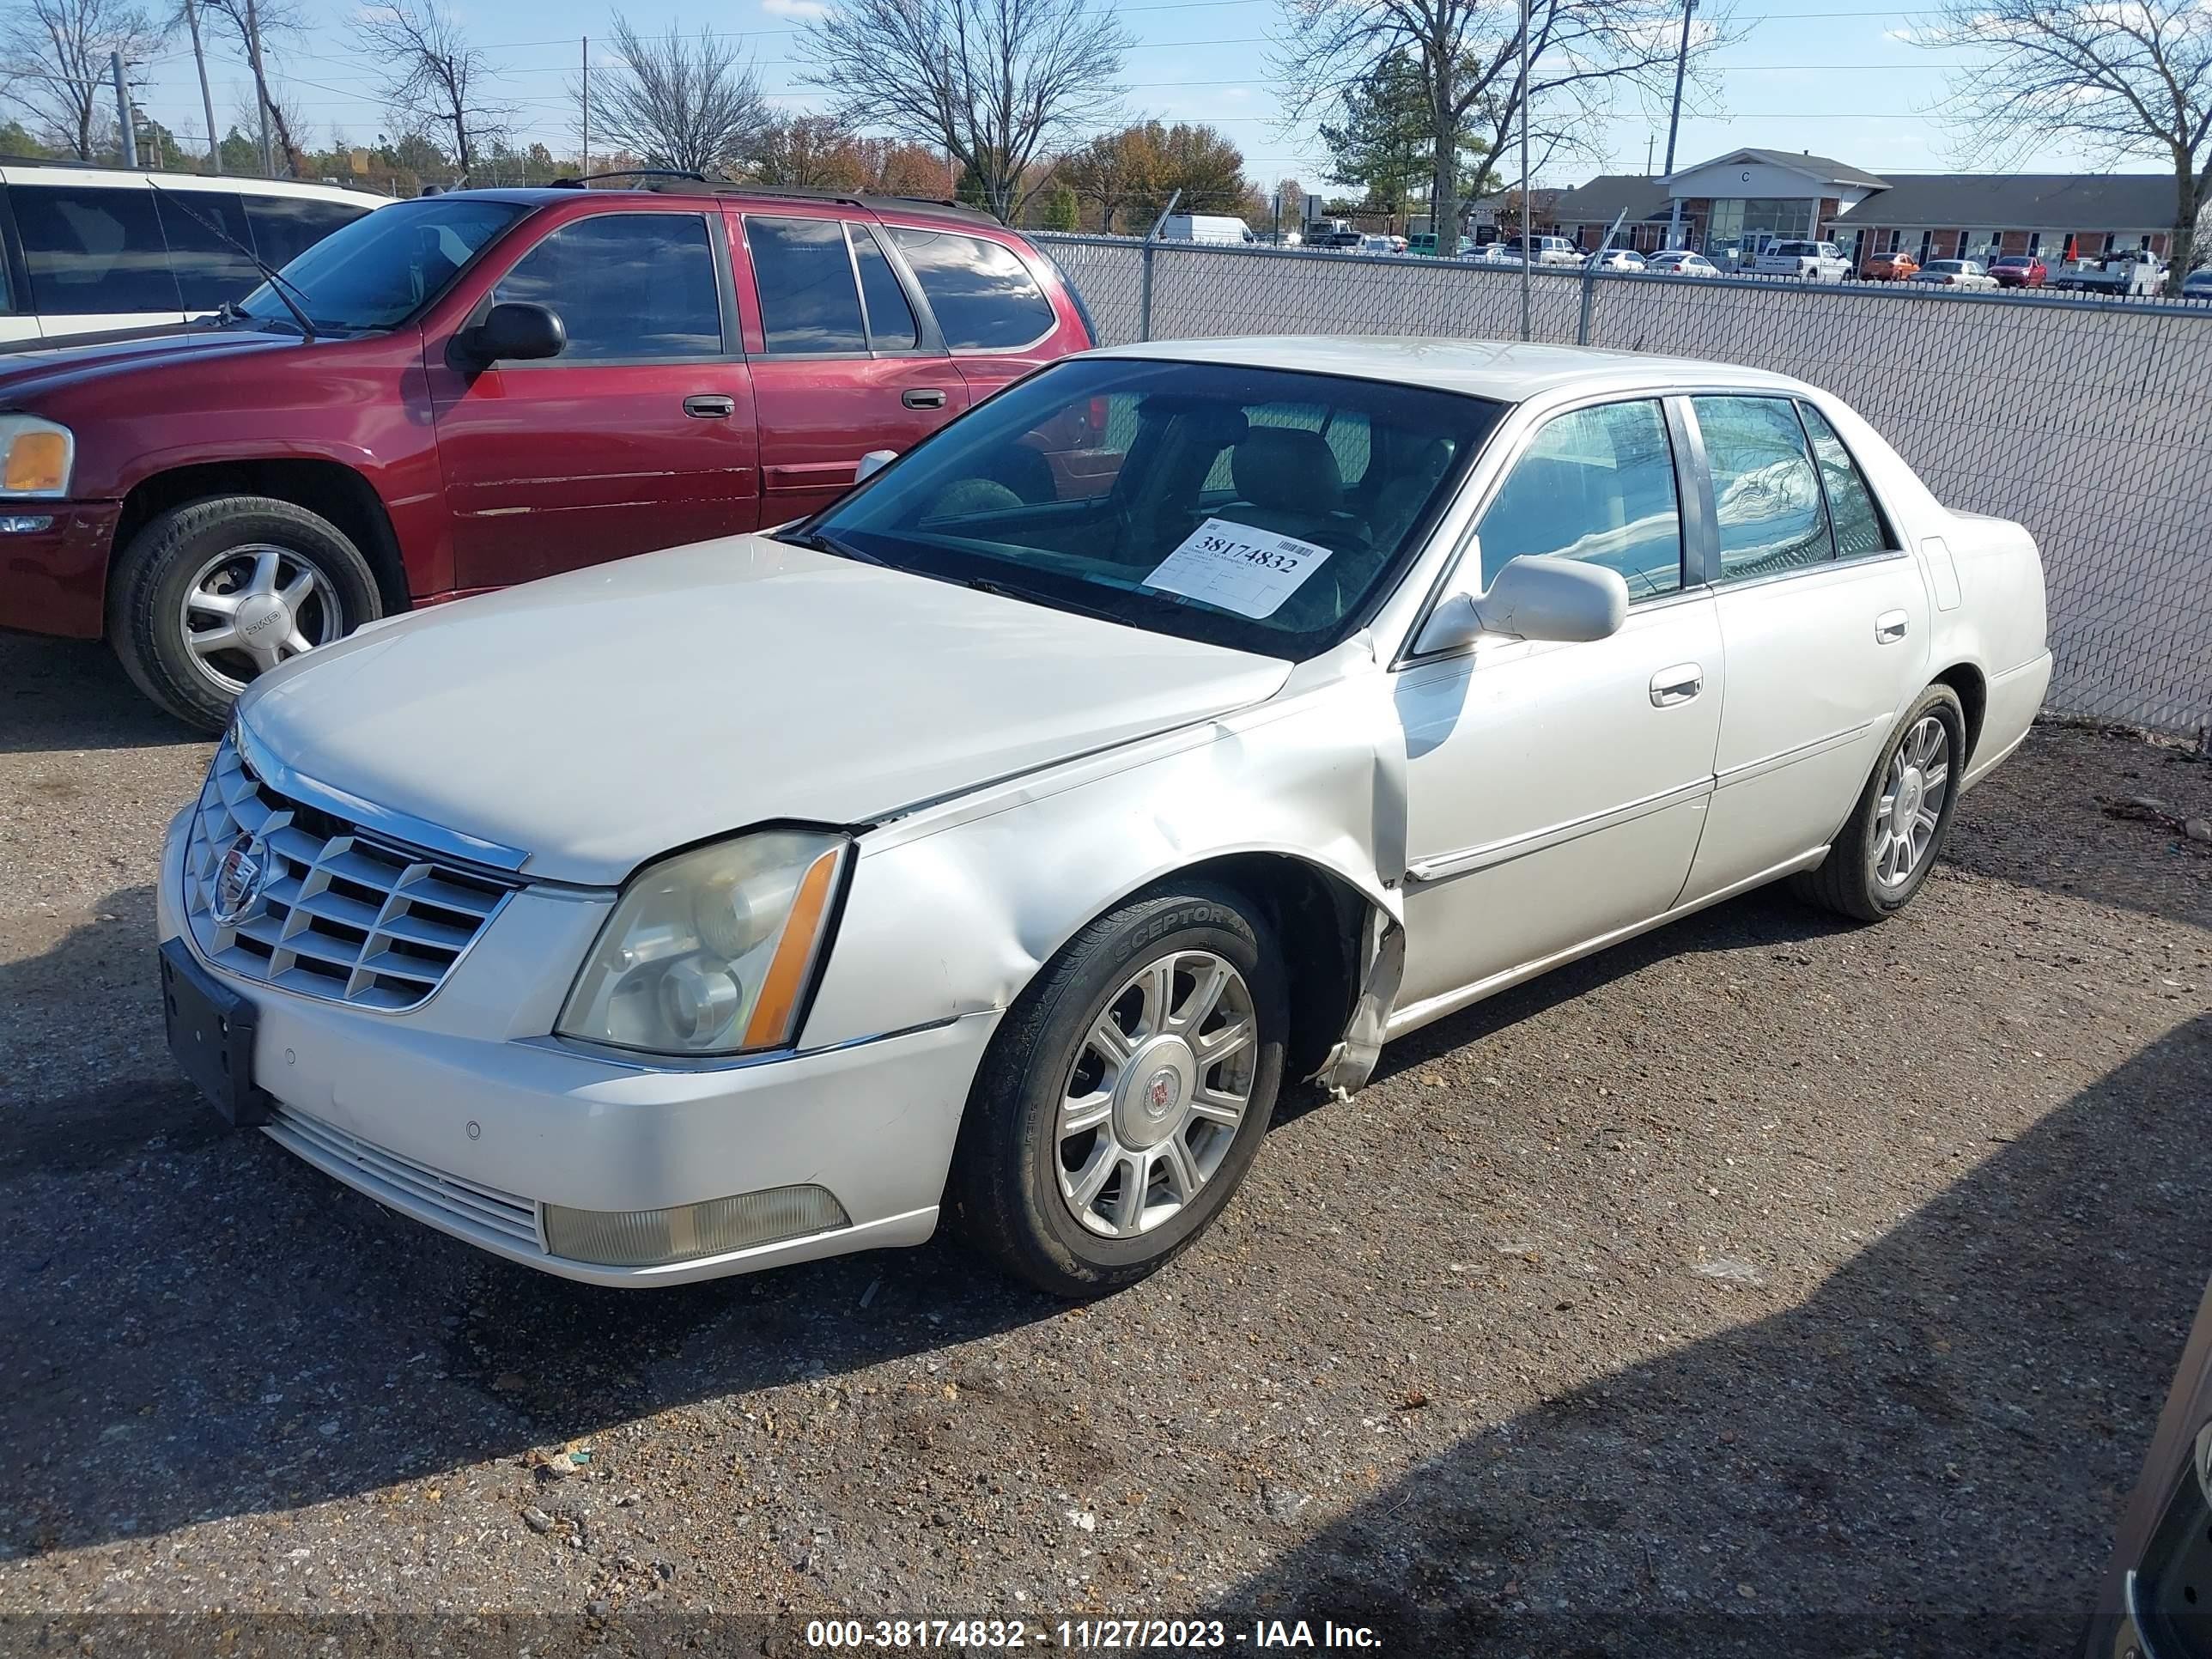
[948,882,1288,1298]
[1791,684,1966,922]
[107,495,381,733]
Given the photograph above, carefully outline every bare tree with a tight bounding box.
[361,0,506,178]
[1277,0,1723,256]
[585,13,767,177]
[196,0,305,173]
[797,0,1134,224]
[0,0,162,159]
[1923,0,2212,294]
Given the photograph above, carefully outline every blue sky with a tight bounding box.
[123,0,2150,188]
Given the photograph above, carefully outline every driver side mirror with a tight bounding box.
[1414,548,1630,655]
[459,301,566,366]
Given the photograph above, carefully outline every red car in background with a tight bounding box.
[0,181,1096,728]
[1989,254,2049,288]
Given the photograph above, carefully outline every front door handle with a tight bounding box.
[1875,610,1909,643]
[902,388,948,410]
[683,394,736,418]
[1650,663,1703,707]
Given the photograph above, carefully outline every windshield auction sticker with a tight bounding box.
[1143,518,1334,619]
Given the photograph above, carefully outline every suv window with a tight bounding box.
[1798,402,1894,557]
[1477,399,1682,598]
[149,189,259,312]
[494,212,721,362]
[1692,395,1833,580]
[11,184,179,314]
[245,195,369,270]
[888,227,1055,349]
[849,224,919,350]
[746,216,866,354]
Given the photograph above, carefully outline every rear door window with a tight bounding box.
[150,189,259,312]
[745,216,866,354]
[244,195,370,271]
[887,227,1055,349]
[1692,395,1836,580]
[492,211,722,362]
[849,223,919,351]
[11,184,179,314]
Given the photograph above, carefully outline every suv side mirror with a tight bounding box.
[460,301,566,366]
[1414,550,1630,655]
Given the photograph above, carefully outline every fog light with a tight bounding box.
[542,1184,849,1267]
[0,514,54,533]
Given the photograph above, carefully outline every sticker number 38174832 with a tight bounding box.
[1142,518,1334,621]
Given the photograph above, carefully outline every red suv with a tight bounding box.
[0,183,1095,728]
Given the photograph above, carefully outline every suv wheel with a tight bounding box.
[107,495,383,732]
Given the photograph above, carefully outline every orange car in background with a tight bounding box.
[1862,250,1920,280]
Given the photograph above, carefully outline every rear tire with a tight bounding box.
[947,881,1288,1298]
[107,495,381,733]
[1790,684,1966,922]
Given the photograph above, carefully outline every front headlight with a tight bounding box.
[0,415,73,497]
[556,830,848,1057]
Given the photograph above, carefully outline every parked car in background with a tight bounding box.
[1861,249,1919,281]
[1753,239,1851,281]
[1988,254,2048,288]
[1160,214,1253,246]
[1645,250,1720,277]
[0,183,1094,730]
[0,161,384,346]
[1911,258,2001,289]
[1530,235,1585,266]
[155,338,2051,1295]
[1586,247,1648,272]
[1466,241,1526,264]
[1408,233,1472,256]
[2184,267,2212,299]
[2053,248,2166,295]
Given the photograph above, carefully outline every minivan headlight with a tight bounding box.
[0,415,73,497]
[556,830,848,1057]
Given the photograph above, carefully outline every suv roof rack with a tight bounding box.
[544,170,1000,227]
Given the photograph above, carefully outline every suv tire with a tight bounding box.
[108,495,383,733]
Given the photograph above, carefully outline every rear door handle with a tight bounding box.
[1650,663,1703,707]
[683,394,735,418]
[1875,610,1909,643]
[902,388,948,410]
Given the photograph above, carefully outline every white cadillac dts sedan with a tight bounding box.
[155,339,2051,1297]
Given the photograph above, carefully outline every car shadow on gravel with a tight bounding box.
[1206,1012,2212,1658]
[0,634,200,754]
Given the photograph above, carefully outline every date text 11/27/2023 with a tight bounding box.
[802,1618,1385,1649]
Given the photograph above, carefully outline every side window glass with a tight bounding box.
[244,196,368,271]
[1797,402,1894,557]
[849,224,918,351]
[494,213,720,362]
[746,216,866,353]
[12,185,179,314]
[888,227,1054,349]
[1476,399,1682,599]
[151,190,259,312]
[1692,395,1835,580]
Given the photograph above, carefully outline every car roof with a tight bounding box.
[1085,337,1810,404]
[0,158,388,209]
[424,182,1005,228]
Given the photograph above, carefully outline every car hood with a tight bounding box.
[0,325,298,400]
[240,534,1293,886]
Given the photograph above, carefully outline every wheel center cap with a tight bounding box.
[1114,1036,1196,1149]
[1895,765,1924,826]
[236,593,289,645]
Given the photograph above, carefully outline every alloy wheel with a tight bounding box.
[179,544,343,693]
[1871,714,1951,890]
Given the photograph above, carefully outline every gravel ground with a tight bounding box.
[4,630,2210,1657]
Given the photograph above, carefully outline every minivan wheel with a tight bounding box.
[1790,684,1966,923]
[107,495,382,733]
[948,882,1288,1298]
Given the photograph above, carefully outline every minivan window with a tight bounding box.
[494,212,721,361]
[746,216,866,354]
[151,189,260,312]
[237,196,520,331]
[246,195,370,270]
[888,228,1055,349]
[11,185,179,314]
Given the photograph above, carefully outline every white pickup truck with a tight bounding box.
[1753,239,1852,282]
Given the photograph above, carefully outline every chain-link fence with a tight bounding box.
[1036,234,2212,737]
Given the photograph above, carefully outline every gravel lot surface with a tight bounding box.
[4,630,2210,1657]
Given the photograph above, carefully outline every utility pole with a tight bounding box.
[111,52,138,168]
[183,0,221,173]
[580,35,589,176]
[245,0,275,175]
[1517,0,1531,341]
[1663,0,1696,249]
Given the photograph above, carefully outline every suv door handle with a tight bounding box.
[1875,610,1909,643]
[1650,663,1703,707]
[683,394,736,418]
[902,388,948,410]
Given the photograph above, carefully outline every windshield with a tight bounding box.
[802,358,1504,660]
[240,197,524,332]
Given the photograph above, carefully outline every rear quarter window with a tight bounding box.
[888,227,1057,349]
[245,195,371,271]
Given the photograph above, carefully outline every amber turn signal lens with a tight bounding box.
[3,430,70,495]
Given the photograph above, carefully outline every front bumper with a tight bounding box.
[0,501,122,639]
[158,806,1000,1285]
